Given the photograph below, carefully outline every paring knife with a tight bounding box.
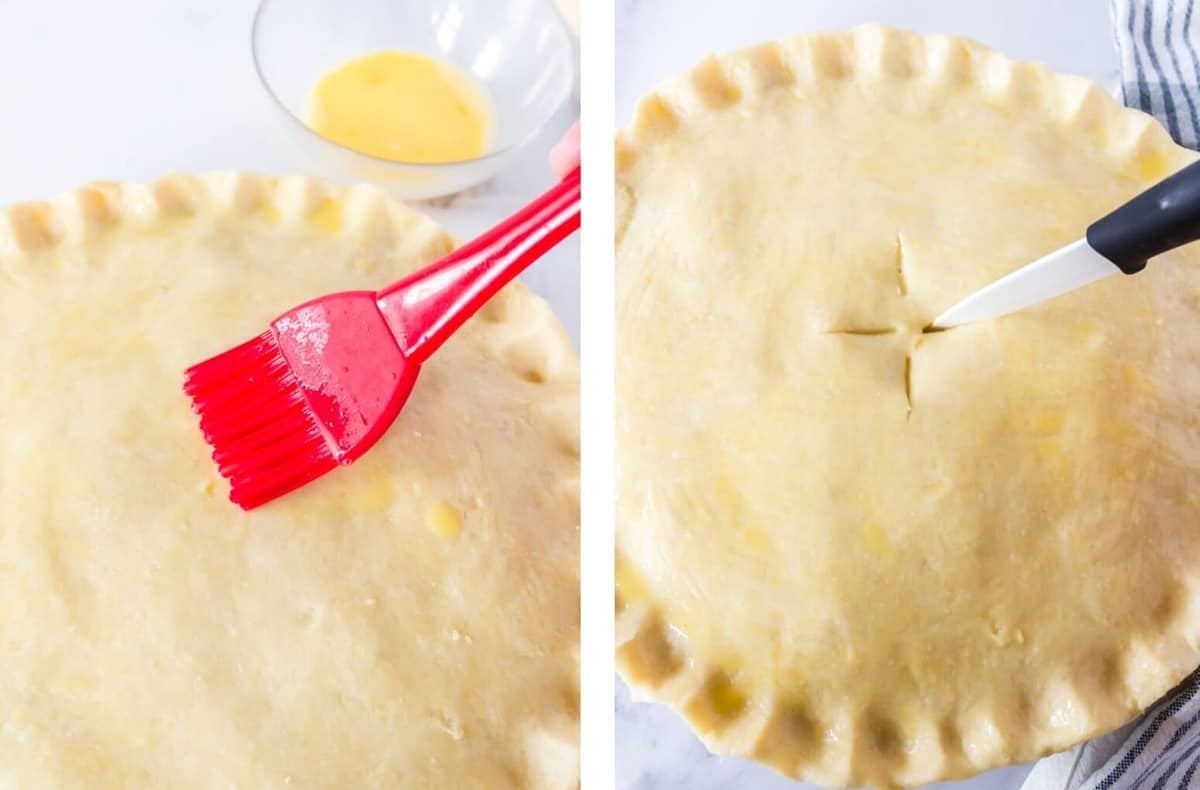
[931,158,1200,329]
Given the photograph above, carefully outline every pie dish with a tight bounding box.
[0,172,579,787]
[615,25,1200,788]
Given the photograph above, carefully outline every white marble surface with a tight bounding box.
[615,1,1120,789]
[0,0,579,344]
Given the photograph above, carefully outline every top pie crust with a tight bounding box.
[616,25,1200,788]
[0,172,579,787]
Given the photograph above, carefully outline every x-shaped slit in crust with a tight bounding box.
[821,234,945,420]
[824,327,895,336]
[904,354,912,416]
[823,328,918,419]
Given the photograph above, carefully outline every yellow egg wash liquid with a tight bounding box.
[307,51,496,164]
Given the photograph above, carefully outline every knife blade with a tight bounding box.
[928,159,1200,330]
[930,239,1119,329]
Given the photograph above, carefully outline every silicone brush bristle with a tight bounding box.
[184,331,337,509]
[182,168,580,510]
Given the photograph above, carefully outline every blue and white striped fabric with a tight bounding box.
[1111,0,1200,148]
[1021,7,1200,788]
[1022,672,1200,790]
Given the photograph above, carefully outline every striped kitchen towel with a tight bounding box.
[1111,0,1200,148]
[1021,671,1200,790]
[1020,12,1200,790]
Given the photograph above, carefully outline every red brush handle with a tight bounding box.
[376,166,581,364]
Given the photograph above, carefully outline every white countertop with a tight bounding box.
[616,1,1119,789]
[0,0,579,344]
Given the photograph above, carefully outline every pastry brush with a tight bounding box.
[184,166,580,510]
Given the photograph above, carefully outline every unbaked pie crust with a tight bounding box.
[616,25,1200,788]
[0,172,579,788]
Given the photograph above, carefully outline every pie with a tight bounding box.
[0,172,579,787]
[615,25,1200,788]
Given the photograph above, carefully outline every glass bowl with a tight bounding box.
[252,0,575,199]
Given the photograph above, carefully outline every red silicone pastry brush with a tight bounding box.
[184,166,580,510]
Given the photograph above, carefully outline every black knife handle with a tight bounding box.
[1086,158,1200,274]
